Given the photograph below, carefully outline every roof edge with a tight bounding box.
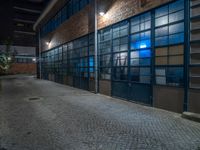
[33,0,59,31]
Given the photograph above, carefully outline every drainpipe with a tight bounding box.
[94,0,98,93]
[184,0,190,112]
[39,29,42,79]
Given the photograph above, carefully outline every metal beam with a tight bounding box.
[13,6,41,14]
[14,30,36,35]
[33,0,59,31]
[13,18,35,24]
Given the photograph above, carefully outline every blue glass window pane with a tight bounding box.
[131,51,139,58]
[73,0,80,13]
[140,40,151,49]
[169,10,184,23]
[131,59,139,66]
[140,31,151,40]
[131,40,151,50]
[140,50,151,58]
[58,12,61,25]
[169,22,184,34]
[130,34,140,42]
[120,44,128,51]
[130,68,140,82]
[131,42,139,50]
[155,36,168,46]
[131,16,140,25]
[167,67,183,76]
[169,0,184,13]
[113,53,128,66]
[80,0,88,9]
[169,33,184,44]
[143,12,151,21]
[167,67,184,85]
[113,39,119,46]
[140,58,151,66]
[68,1,73,17]
[140,68,151,75]
[140,23,145,30]
[145,21,151,30]
[113,67,128,80]
[89,68,94,72]
[155,26,168,37]
[130,67,139,74]
[155,16,168,27]
[120,28,129,37]
[155,6,168,18]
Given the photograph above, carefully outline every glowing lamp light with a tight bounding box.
[46,42,50,45]
[7,57,11,61]
[99,12,105,16]
[32,58,36,62]
[140,44,147,49]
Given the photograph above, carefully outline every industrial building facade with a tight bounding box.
[34,0,200,114]
[0,0,49,75]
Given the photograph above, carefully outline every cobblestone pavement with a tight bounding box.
[0,75,200,150]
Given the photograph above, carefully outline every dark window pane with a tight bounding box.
[155,5,168,18]
[155,26,168,37]
[130,67,140,82]
[169,22,184,34]
[169,0,184,13]
[155,36,168,46]
[167,67,184,86]
[169,10,184,23]
[113,67,128,81]
[169,33,184,44]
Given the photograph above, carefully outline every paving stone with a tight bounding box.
[0,75,200,150]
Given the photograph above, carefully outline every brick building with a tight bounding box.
[0,0,49,75]
[34,0,200,114]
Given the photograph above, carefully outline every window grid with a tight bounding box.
[189,0,200,89]
[99,27,112,80]
[41,0,90,37]
[112,21,129,81]
[130,12,152,84]
[89,34,95,79]
[155,0,185,87]
[41,0,187,88]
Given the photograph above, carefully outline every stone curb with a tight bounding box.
[182,112,200,123]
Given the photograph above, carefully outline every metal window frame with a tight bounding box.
[40,0,192,111]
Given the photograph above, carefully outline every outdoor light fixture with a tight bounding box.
[46,42,50,45]
[99,12,105,16]
[7,57,11,61]
[32,58,36,62]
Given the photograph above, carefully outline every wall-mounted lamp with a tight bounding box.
[99,11,105,16]
[46,42,50,45]
[7,57,11,61]
[32,58,36,62]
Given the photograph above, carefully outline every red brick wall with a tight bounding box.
[41,0,174,51]
[97,0,174,29]
[9,63,36,75]
[41,5,92,51]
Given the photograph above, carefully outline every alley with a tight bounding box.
[0,76,200,150]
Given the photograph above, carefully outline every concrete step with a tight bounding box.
[182,112,200,123]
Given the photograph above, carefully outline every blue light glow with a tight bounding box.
[131,40,151,50]
[140,50,151,58]
[90,68,94,72]
[140,44,147,49]
[89,57,94,67]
